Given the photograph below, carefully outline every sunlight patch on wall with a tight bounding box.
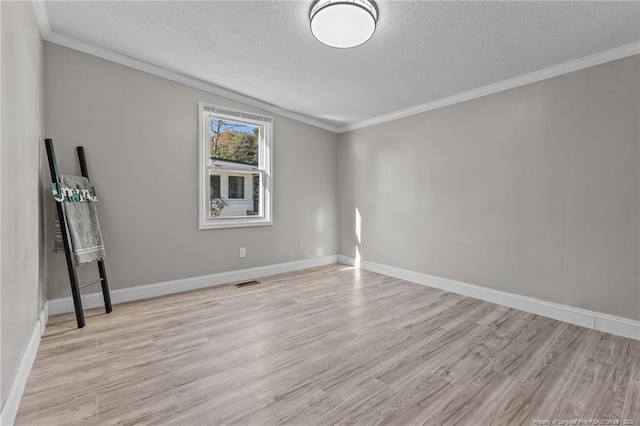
[355,207,362,244]
[355,207,362,268]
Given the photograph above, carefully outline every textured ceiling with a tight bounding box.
[43,1,640,130]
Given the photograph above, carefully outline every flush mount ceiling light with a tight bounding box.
[310,0,378,49]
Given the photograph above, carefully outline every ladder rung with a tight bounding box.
[79,278,103,289]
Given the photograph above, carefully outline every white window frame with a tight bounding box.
[198,103,273,229]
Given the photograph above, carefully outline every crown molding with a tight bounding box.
[32,2,338,133]
[337,41,640,133]
[32,1,639,136]
[44,31,340,133]
[32,1,50,36]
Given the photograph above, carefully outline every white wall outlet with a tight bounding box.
[239,247,246,258]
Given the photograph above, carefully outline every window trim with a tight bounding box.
[198,102,273,230]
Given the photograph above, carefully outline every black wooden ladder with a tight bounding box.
[45,138,112,328]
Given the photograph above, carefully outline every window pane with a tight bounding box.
[228,176,245,199]
[251,173,260,215]
[208,171,261,218]
[210,118,259,167]
[209,173,225,219]
[210,174,220,199]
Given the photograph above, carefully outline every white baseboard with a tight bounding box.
[0,305,48,426]
[39,301,49,336]
[338,255,639,340]
[48,255,339,316]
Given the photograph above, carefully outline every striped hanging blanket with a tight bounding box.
[54,175,106,265]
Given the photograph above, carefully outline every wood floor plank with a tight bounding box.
[423,368,516,426]
[96,390,179,426]
[372,373,457,426]
[487,365,582,425]
[246,381,338,425]
[623,345,640,422]
[15,264,640,425]
[432,339,498,385]
[490,315,567,379]
[586,332,638,370]
[320,377,398,426]
[15,393,97,426]
[376,321,485,390]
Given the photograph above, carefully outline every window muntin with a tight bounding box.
[199,103,272,229]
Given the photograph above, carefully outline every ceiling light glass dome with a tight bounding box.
[310,0,378,49]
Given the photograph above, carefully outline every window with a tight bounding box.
[228,176,245,199]
[199,103,272,229]
[210,175,221,199]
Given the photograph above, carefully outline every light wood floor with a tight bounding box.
[16,264,639,425]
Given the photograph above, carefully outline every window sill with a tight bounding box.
[199,217,273,230]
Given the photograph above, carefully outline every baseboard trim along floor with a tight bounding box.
[7,255,638,425]
[338,255,640,341]
[0,304,47,426]
[17,264,640,424]
[48,254,639,340]
[47,255,339,316]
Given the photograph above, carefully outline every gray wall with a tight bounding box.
[1,1,44,408]
[45,43,338,300]
[338,56,640,321]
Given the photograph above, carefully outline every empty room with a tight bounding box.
[1,0,639,425]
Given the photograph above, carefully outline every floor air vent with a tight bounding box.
[234,280,261,288]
